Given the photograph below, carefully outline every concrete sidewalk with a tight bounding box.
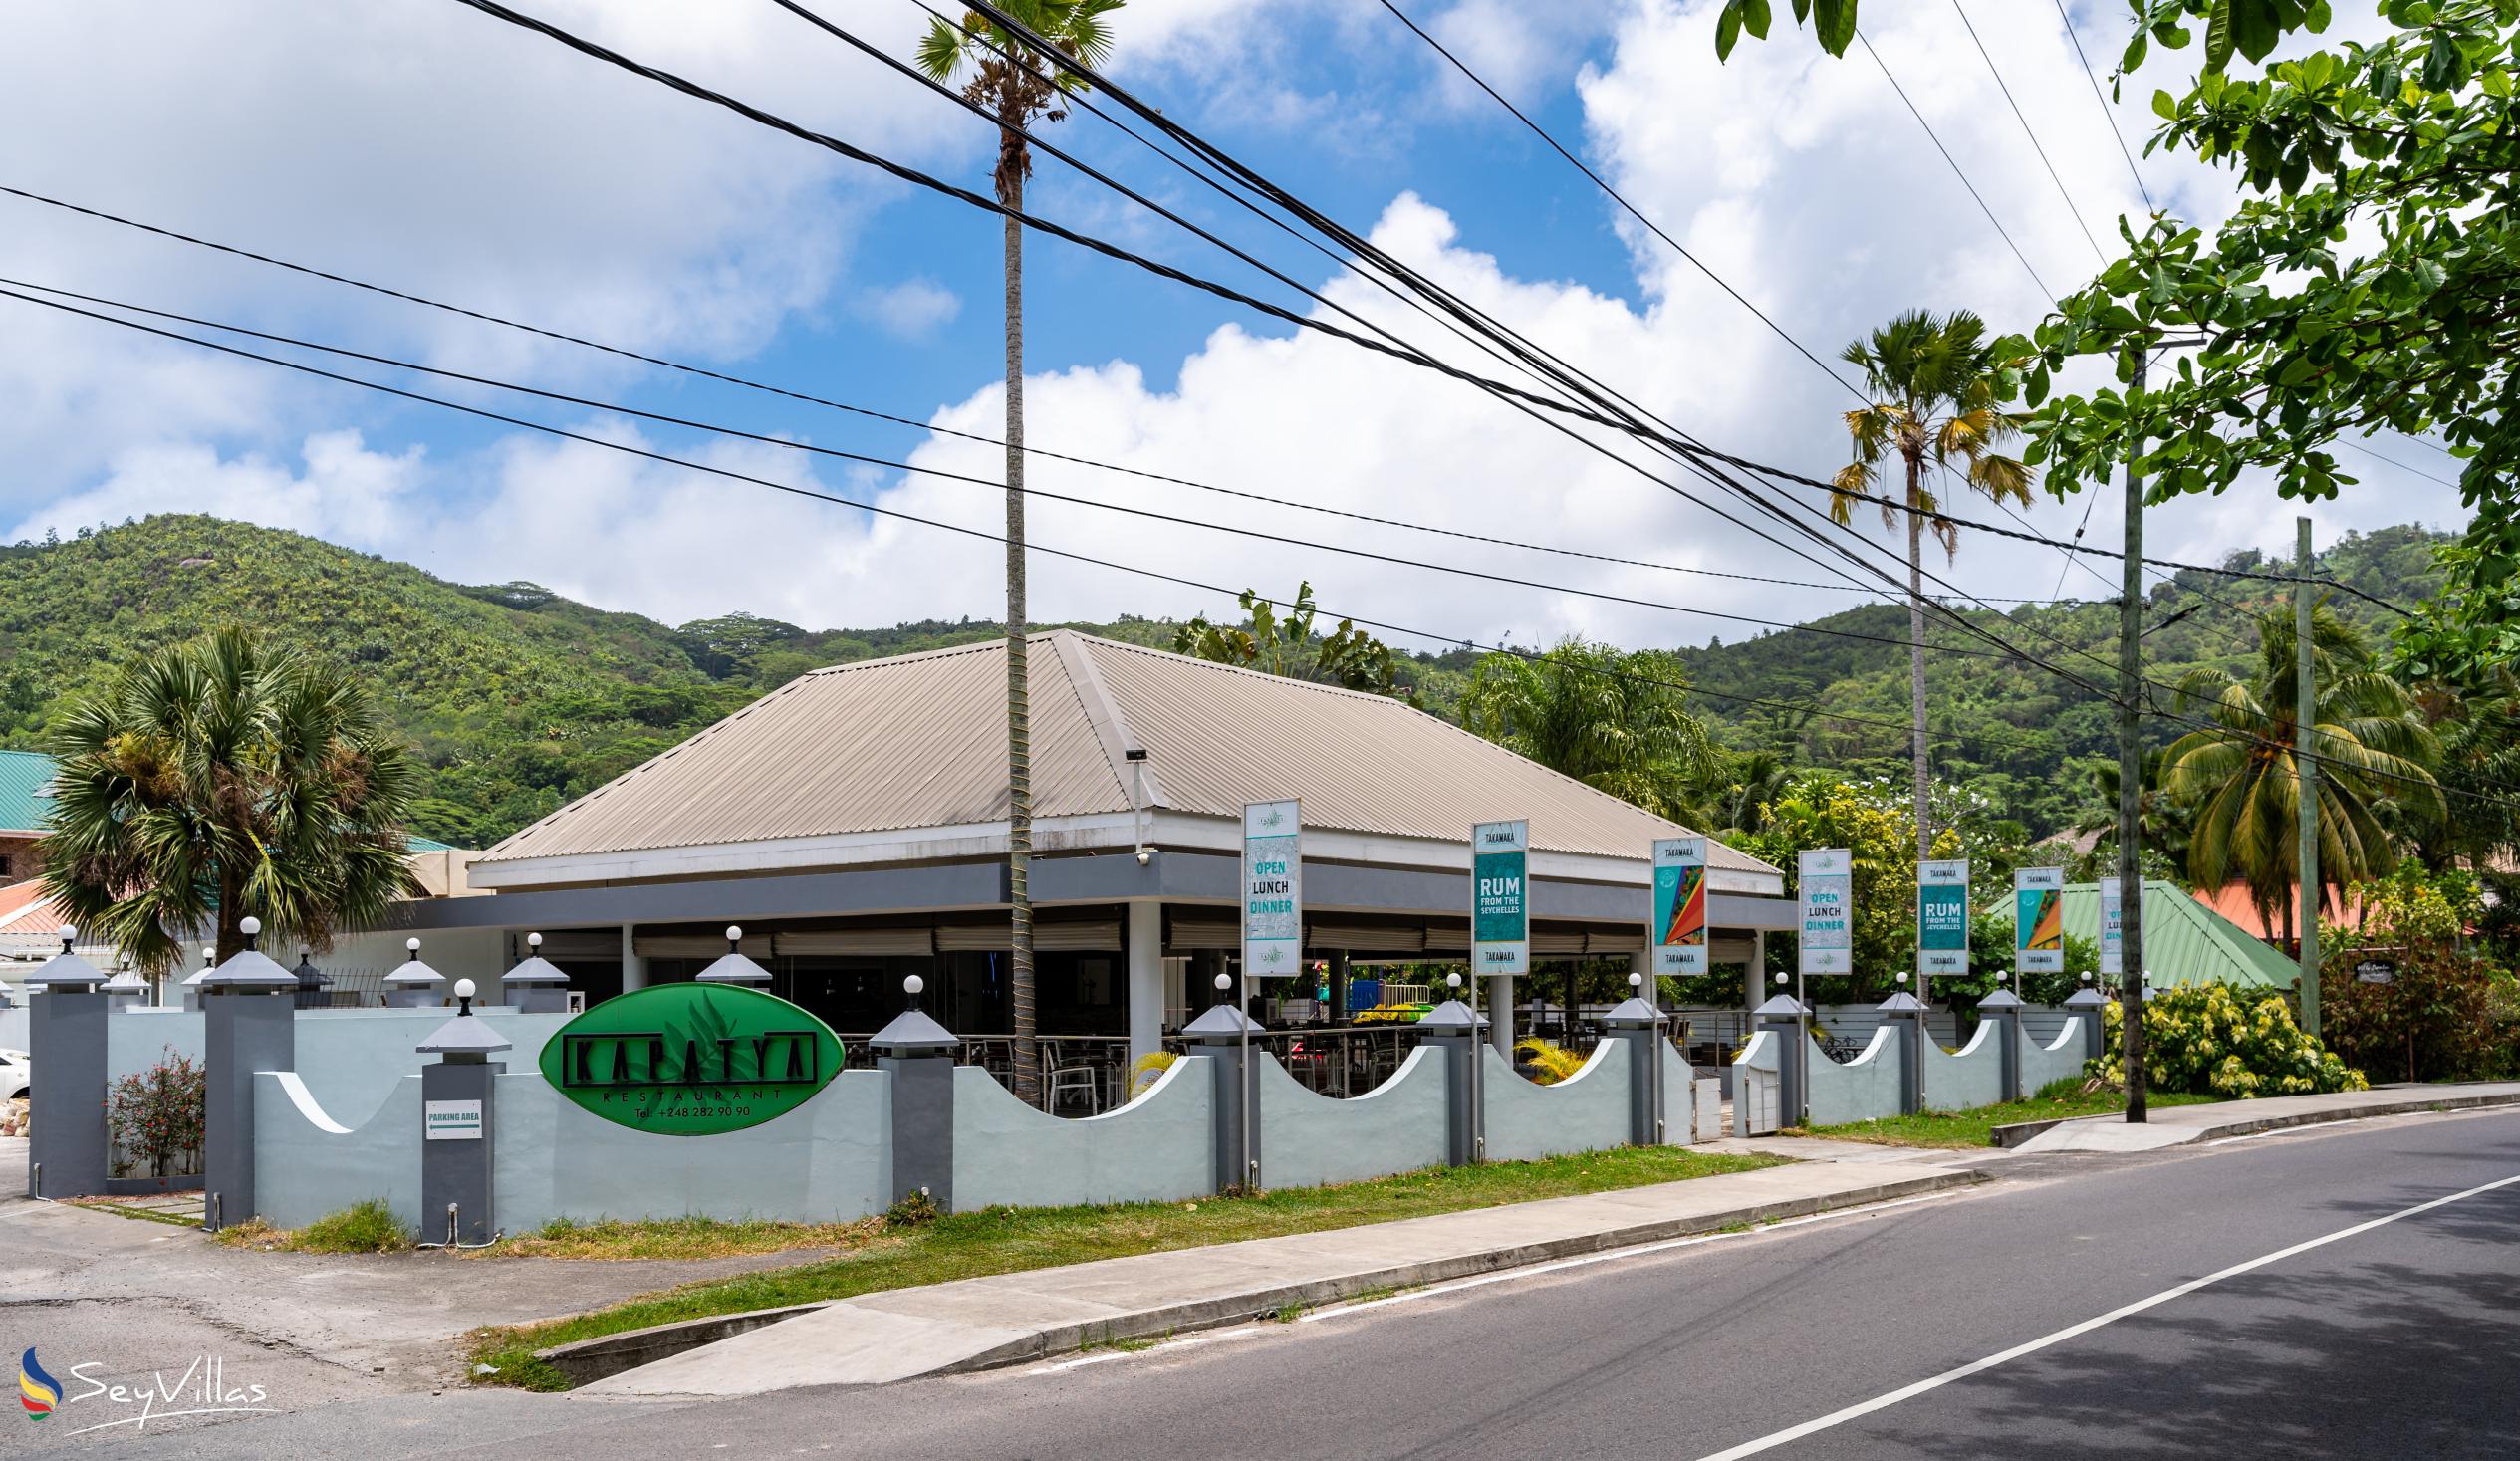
[2016,1081,2520,1153]
[578,1156,1985,1398]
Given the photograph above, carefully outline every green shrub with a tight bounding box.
[296,1199,414,1253]
[2088,984,2366,1097]
[106,1047,205,1180]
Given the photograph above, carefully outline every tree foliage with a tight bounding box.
[40,626,422,971]
[1171,582,1421,703]
[1458,639,1715,821]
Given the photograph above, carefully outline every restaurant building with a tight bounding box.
[375,632,1794,1070]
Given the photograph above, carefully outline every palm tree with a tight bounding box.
[2160,606,2442,944]
[1833,309,2032,860]
[2072,748,2192,873]
[916,1,1124,1106]
[39,627,421,974]
[1460,640,1716,822]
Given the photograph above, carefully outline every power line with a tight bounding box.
[2052,0,2156,213]
[1370,0,1861,399]
[1951,0,2107,265]
[2,280,2043,662]
[1855,28,2053,299]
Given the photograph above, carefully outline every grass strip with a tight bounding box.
[468,1144,1782,1390]
[1805,1090,2222,1149]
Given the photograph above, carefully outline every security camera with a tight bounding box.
[1134,848,1152,866]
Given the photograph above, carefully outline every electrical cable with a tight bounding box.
[1855,28,2053,299]
[1951,0,2107,265]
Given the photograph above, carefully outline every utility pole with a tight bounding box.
[2296,516,2322,1038]
[2117,349,2149,1123]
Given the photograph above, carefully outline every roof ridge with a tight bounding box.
[1055,633,1163,810]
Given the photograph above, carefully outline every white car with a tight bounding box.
[0,1049,28,1100]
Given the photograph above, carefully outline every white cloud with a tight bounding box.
[855,279,963,341]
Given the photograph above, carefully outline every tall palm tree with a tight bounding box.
[39,627,421,974]
[1832,309,2032,860]
[2161,606,2442,944]
[1460,640,1716,822]
[916,1,1123,1106]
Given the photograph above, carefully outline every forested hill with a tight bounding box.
[1666,522,2449,834]
[0,515,2452,848]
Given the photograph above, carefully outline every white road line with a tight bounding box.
[1686,1170,2520,1461]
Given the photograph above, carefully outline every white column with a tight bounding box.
[620,923,646,994]
[1748,930,1766,1009]
[1127,900,1164,1068]
[1486,974,1514,1056]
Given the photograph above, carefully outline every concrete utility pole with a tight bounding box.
[2118,350,2150,1123]
[2296,516,2322,1038]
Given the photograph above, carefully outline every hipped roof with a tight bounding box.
[478,631,1777,877]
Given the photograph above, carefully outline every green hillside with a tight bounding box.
[0,515,2450,849]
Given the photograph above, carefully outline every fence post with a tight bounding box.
[1182,1003,1260,1192]
[1602,992,1666,1146]
[2064,985,2111,1070]
[1417,997,1488,1165]
[22,932,111,1199]
[1877,992,1926,1116]
[416,979,508,1247]
[1752,993,1811,1128]
[1977,989,2024,1102]
[694,926,773,986]
[200,918,301,1231]
[500,932,574,1014]
[871,975,959,1212]
[382,938,444,1009]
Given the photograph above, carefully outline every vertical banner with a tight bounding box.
[2015,867,2066,974]
[1917,859,1971,980]
[1798,848,1853,976]
[1472,820,1529,977]
[1242,800,1302,978]
[2099,875,2130,976]
[1651,837,1709,978]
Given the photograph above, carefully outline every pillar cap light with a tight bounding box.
[1446,972,1462,989]
[1629,971,1643,988]
[903,974,925,996]
[528,931,543,949]
[1214,972,1232,991]
[725,925,743,944]
[407,936,422,953]
[454,978,477,1001]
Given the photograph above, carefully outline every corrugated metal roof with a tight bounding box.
[0,751,52,835]
[480,631,1777,875]
[2059,880,2301,990]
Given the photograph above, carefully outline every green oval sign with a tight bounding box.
[538,983,845,1136]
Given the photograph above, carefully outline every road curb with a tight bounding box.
[2182,1089,2520,1143]
[555,1165,1988,1390]
[2019,1086,2520,1154]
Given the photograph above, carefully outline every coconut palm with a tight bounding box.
[2160,606,2442,944]
[39,627,421,974]
[1833,309,2032,860]
[1460,639,1716,822]
[915,0,1124,1106]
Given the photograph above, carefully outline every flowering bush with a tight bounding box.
[2087,984,2366,1098]
[107,1048,206,1180]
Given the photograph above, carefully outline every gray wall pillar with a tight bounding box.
[419,1057,500,1246]
[1754,1001,1807,1129]
[1604,1001,1666,1146]
[2065,989,2110,1070]
[871,994,959,1208]
[1184,1023,1257,1192]
[1979,992,2024,1102]
[28,991,110,1198]
[1885,1008,1924,1116]
[1417,1002,1487,1166]
[202,992,295,1230]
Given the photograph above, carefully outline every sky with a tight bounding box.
[0,0,2468,657]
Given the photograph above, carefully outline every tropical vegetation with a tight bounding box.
[1831,309,2033,860]
[2088,982,2366,1096]
[1458,638,1714,821]
[39,626,420,971]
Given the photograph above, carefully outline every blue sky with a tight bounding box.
[0,1,2465,650]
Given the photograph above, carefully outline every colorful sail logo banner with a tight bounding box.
[2015,866,2066,973]
[1651,837,1708,977]
[1242,799,1303,978]
[1798,848,1852,976]
[1917,858,1970,978]
[1472,819,1529,976]
[2100,876,2130,976]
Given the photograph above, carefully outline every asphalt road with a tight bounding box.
[22,1107,2520,1461]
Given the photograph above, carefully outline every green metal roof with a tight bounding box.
[2058,880,2303,990]
[0,751,52,835]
